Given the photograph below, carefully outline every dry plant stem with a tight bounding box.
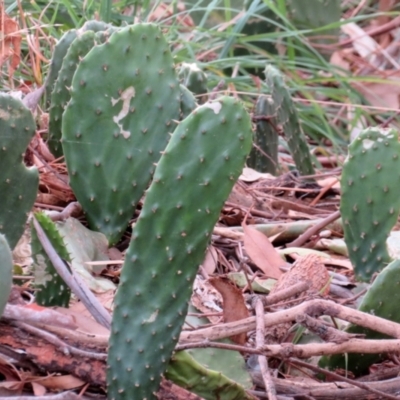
[47,201,82,221]
[262,193,330,216]
[255,298,277,400]
[295,313,362,344]
[309,178,338,207]
[256,375,400,399]
[262,282,309,307]
[0,394,90,400]
[180,299,400,343]
[3,303,77,329]
[286,210,341,247]
[32,217,111,330]
[178,337,400,359]
[288,358,400,400]
[13,321,107,360]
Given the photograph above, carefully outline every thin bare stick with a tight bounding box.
[180,299,400,343]
[286,210,341,247]
[255,298,277,400]
[288,358,400,400]
[13,321,107,360]
[32,217,111,329]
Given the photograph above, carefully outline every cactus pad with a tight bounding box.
[62,24,181,246]
[0,94,38,248]
[178,62,208,97]
[49,30,110,157]
[45,30,78,109]
[341,128,400,281]
[320,258,400,375]
[107,97,253,399]
[31,212,71,307]
[264,65,314,176]
[0,234,13,317]
[248,94,279,174]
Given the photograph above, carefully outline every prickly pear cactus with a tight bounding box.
[107,97,253,399]
[0,234,13,318]
[80,19,113,32]
[45,30,78,109]
[166,350,256,400]
[320,258,400,375]
[0,94,38,249]
[248,95,279,174]
[31,212,71,307]
[179,84,197,120]
[49,30,110,157]
[178,62,208,97]
[341,128,400,281]
[265,65,314,176]
[62,24,181,246]
[45,21,113,109]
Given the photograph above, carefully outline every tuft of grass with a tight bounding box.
[4,0,399,159]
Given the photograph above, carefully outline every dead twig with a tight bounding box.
[255,298,277,400]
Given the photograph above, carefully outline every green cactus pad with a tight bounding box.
[248,94,279,174]
[0,94,38,249]
[107,96,253,399]
[178,62,208,97]
[62,23,181,246]
[166,351,256,400]
[341,128,400,281]
[45,30,78,109]
[179,84,197,120]
[81,20,113,32]
[49,30,110,157]
[264,65,314,176]
[320,258,400,375]
[31,212,71,307]
[0,234,13,318]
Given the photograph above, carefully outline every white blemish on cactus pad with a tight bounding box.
[362,139,374,150]
[143,310,158,324]
[203,101,222,114]
[111,86,135,138]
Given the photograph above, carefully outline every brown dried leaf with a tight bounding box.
[209,277,249,345]
[201,245,218,275]
[38,374,85,390]
[0,7,21,77]
[242,224,284,279]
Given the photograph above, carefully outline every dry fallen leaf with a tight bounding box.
[209,276,249,345]
[242,224,285,279]
[200,245,218,275]
[0,7,21,78]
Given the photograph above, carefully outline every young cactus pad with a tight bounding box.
[264,65,314,176]
[49,30,109,157]
[178,62,208,97]
[62,24,181,246]
[45,30,78,108]
[248,94,279,174]
[0,234,13,318]
[179,84,198,120]
[107,97,253,400]
[0,94,38,248]
[340,127,400,281]
[31,212,71,307]
[320,258,400,375]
